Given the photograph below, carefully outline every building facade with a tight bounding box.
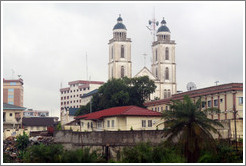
[108,15,132,79]
[145,83,243,139]
[23,109,49,117]
[3,78,24,107]
[74,106,164,131]
[60,80,104,125]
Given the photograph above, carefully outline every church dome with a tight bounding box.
[157,18,170,33]
[113,15,127,30]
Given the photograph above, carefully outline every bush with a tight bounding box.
[23,143,64,163]
[16,131,29,151]
[61,148,103,163]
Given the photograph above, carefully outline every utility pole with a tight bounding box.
[233,105,238,151]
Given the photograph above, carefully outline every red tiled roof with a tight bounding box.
[75,106,162,120]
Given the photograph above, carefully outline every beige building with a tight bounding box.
[108,15,132,79]
[3,78,24,107]
[74,106,164,132]
[145,83,243,140]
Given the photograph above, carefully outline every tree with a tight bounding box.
[16,131,29,151]
[75,76,156,115]
[160,95,223,163]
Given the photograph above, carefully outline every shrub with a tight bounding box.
[16,131,29,151]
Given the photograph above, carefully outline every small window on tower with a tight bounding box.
[156,49,158,61]
[165,67,169,80]
[165,47,169,60]
[121,66,125,78]
[121,45,124,58]
[112,46,114,59]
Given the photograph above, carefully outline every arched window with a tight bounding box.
[167,89,171,97]
[111,46,114,59]
[165,47,169,60]
[165,67,169,80]
[121,66,124,78]
[164,89,167,99]
[155,49,158,61]
[156,68,158,78]
[111,67,113,78]
[121,45,124,58]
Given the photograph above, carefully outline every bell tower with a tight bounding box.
[108,15,132,79]
[151,18,177,99]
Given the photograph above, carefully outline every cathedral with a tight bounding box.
[108,15,177,100]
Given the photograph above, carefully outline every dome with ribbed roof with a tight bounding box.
[113,14,127,30]
[157,17,170,33]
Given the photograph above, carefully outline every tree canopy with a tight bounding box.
[75,76,156,116]
[160,95,223,163]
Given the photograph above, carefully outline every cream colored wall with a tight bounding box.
[4,110,23,125]
[126,116,164,131]
[3,129,29,140]
[79,119,96,131]
[25,126,47,131]
[103,117,118,131]
[64,125,81,131]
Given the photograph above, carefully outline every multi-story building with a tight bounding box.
[60,80,104,124]
[145,83,243,140]
[3,78,24,107]
[23,109,49,117]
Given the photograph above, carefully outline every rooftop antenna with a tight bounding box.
[86,52,88,81]
[215,81,219,86]
[146,7,159,43]
[142,53,147,67]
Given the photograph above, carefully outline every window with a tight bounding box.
[148,120,152,127]
[67,101,69,104]
[121,66,125,78]
[87,122,90,129]
[142,120,146,127]
[8,95,14,99]
[71,95,72,98]
[61,97,63,100]
[111,120,115,127]
[208,101,211,107]
[61,102,63,105]
[214,100,218,107]
[165,106,168,110]
[107,120,110,127]
[121,45,124,58]
[165,67,169,80]
[8,101,14,105]
[155,49,158,61]
[239,97,243,105]
[161,107,163,111]
[158,107,159,112]
[167,89,171,97]
[8,89,14,92]
[111,67,114,78]
[112,46,114,59]
[91,122,93,128]
[10,82,16,85]
[9,113,12,117]
[202,101,206,108]
[164,89,167,98]
[220,99,223,103]
[165,47,169,60]
[156,68,158,78]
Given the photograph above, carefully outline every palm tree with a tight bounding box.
[160,95,223,163]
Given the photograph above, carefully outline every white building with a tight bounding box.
[108,15,177,100]
[60,80,104,125]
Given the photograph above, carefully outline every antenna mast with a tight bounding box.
[146,7,159,43]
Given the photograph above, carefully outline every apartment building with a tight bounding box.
[3,78,24,107]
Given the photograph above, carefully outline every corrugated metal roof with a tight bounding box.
[81,89,98,98]
[22,117,56,126]
[3,103,26,110]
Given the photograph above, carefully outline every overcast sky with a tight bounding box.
[2,2,244,118]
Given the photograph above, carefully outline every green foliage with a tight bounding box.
[3,153,13,163]
[55,122,62,130]
[160,95,223,162]
[61,148,104,163]
[198,141,243,163]
[23,143,64,163]
[75,76,156,116]
[130,126,133,131]
[16,131,29,151]
[121,142,185,163]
